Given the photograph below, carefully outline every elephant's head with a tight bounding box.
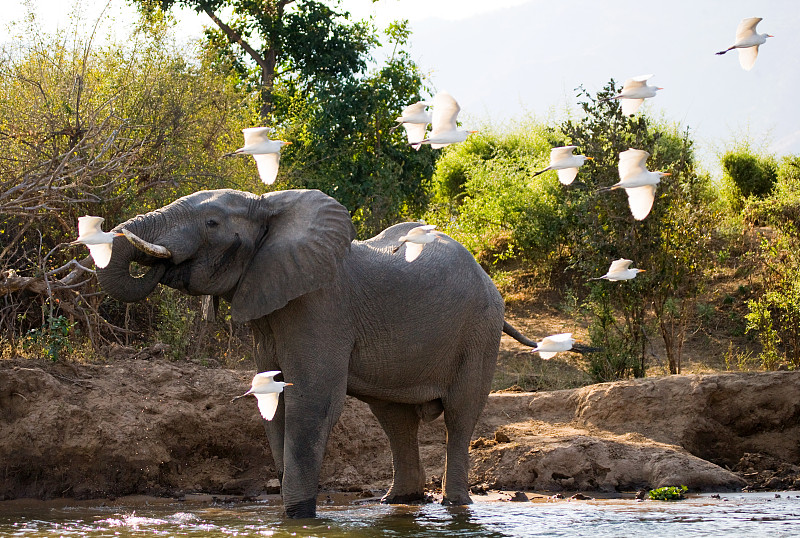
[97,189,355,322]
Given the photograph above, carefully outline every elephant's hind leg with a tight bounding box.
[368,401,426,503]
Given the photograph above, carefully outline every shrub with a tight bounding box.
[721,149,778,211]
[562,82,716,378]
[426,121,567,271]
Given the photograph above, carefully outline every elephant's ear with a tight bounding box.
[230,189,355,322]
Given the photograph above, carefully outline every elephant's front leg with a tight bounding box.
[280,362,348,518]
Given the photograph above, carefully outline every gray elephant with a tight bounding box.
[97,188,538,518]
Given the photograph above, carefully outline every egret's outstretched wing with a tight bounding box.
[399,101,428,120]
[541,333,573,345]
[736,17,762,42]
[539,350,559,360]
[77,216,104,239]
[738,46,759,71]
[87,243,113,268]
[608,259,633,273]
[403,123,428,146]
[252,371,281,388]
[430,91,460,134]
[242,127,271,146]
[621,98,645,116]
[253,153,281,184]
[556,168,579,185]
[404,242,424,262]
[626,184,658,220]
[550,146,576,163]
[618,149,650,180]
[255,392,281,421]
[621,75,650,91]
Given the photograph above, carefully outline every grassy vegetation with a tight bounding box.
[2,10,798,390]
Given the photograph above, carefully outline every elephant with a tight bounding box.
[96,188,540,518]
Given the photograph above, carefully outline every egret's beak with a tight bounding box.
[468,130,479,134]
[657,87,664,90]
[283,141,293,145]
[662,172,672,176]
[767,34,774,38]
[585,156,594,160]
[285,382,294,386]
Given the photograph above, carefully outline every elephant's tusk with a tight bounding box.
[122,229,172,258]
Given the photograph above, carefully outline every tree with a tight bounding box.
[134,0,375,121]
[561,81,715,378]
[281,21,436,234]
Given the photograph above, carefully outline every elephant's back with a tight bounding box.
[350,223,502,308]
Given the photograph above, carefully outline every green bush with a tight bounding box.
[742,156,800,370]
[426,121,567,270]
[721,149,778,211]
[562,82,717,378]
[648,485,688,501]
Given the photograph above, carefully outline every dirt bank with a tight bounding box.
[1,353,799,501]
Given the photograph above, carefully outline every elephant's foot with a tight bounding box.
[380,491,429,504]
[284,497,317,519]
[441,493,473,506]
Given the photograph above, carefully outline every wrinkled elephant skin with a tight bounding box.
[96,189,506,518]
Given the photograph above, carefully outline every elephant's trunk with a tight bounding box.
[96,213,169,303]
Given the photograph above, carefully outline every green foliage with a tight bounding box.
[648,485,687,501]
[562,81,716,378]
[22,313,77,361]
[280,22,436,235]
[721,148,778,211]
[426,121,566,269]
[0,14,255,349]
[742,156,800,370]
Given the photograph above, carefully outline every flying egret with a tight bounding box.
[391,101,432,150]
[72,216,124,269]
[392,224,437,262]
[419,91,477,149]
[224,127,291,185]
[590,258,645,281]
[600,148,670,220]
[716,17,773,71]
[532,333,576,359]
[231,370,293,421]
[532,146,593,185]
[602,75,662,116]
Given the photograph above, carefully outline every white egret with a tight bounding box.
[716,17,773,71]
[532,146,593,185]
[600,148,670,220]
[590,258,645,281]
[392,224,437,262]
[603,74,662,116]
[232,370,293,421]
[419,91,476,148]
[532,333,576,359]
[72,216,123,269]
[391,101,432,150]
[225,127,291,185]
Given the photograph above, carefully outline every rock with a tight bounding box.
[509,491,529,502]
[1,357,798,500]
[570,493,592,500]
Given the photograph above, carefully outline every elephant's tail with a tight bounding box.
[502,321,601,354]
[502,321,538,347]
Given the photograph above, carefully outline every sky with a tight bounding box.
[3,0,798,174]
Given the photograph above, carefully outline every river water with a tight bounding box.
[1,491,799,537]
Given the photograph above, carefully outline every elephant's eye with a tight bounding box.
[206,219,219,228]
